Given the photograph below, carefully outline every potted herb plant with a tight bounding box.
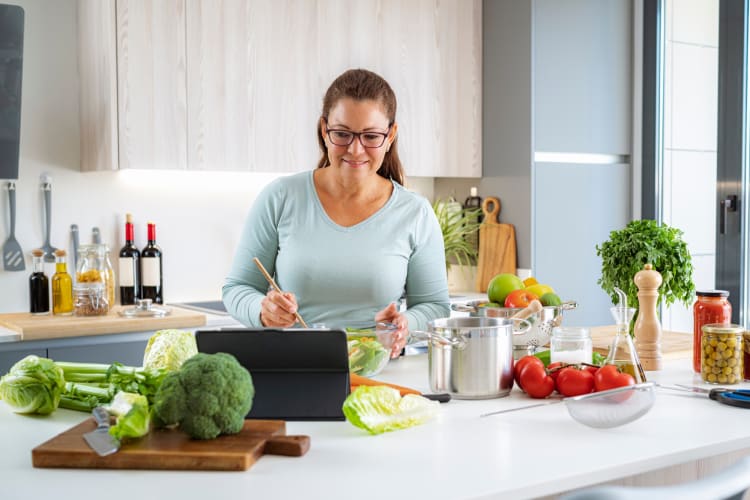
[596,219,695,331]
[432,198,483,290]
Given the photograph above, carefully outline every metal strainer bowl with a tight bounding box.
[451,300,577,350]
[564,382,656,428]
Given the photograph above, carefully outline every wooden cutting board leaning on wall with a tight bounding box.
[475,196,517,292]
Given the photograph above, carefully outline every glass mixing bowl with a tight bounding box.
[345,321,397,377]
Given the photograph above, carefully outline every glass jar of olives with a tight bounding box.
[700,323,744,384]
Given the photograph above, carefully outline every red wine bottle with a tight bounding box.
[118,213,141,305]
[141,222,163,304]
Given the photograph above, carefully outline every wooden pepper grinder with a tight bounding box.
[634,263,663,370]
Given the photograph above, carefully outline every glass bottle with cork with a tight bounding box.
[29,248,50,315]
[141,222,163,304]
[119,213,141,305]
[51,249,73,315]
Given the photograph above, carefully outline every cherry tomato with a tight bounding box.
[504,289,540,308]
[555,366,595,397]
[514,355,544,390]
[593,364,636,392]
[518,363,555,398]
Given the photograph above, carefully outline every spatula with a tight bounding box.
[3,182,25,271]
[40,174,57,262]
[83,407,120,456]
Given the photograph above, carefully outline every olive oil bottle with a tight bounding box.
[51,249,73,315]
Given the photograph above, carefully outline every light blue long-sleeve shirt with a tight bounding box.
[222,170,450,330]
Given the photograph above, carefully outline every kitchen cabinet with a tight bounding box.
[0,332,153,374]
[78,0,481,177]
[0,347,46,375]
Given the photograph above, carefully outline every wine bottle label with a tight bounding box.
[142,257,161,286]
[119,257,135,286]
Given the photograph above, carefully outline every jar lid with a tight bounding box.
[701,323,745,335]
[696,290,730,297]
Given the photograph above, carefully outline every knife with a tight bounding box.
[83,406,120,456]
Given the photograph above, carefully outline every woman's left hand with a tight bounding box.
[375,302,408,358]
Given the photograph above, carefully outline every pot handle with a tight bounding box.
[511,318,532,336]
[559,301,577,311]
[450,303,477,313]
[410,330,467,349]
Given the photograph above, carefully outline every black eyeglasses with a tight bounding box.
[325,122,390,149]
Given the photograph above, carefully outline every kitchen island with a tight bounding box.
[2,354,749,500]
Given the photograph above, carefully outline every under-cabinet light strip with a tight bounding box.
[534,152,630,165]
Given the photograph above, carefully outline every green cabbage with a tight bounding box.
[105,391,151,440]
[142,329,198,372]
[342,386,439,435]
[0,355,66,415]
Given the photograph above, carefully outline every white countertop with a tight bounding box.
[2,354,749,500]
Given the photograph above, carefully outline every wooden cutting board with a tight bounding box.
[0,305,206,341]
[32,418,310,471]
[476,196,517,292]
[591,325,693,360]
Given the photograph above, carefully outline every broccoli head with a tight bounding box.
[152,352,254,440]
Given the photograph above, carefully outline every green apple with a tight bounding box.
[487,273,524,305]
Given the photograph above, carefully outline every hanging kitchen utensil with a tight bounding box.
[3,181,25,271]
[70,224,79,271]
[40,174,57,262]
[475,196,517,292]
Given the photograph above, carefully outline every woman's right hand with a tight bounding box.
[260,290,299,327]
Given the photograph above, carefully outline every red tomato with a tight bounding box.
[593,364,636,392]
[504,289,540,308]
[518,363,555,399]
[555,366,595,397]
[514,355,544,390]
[583,365,599,377]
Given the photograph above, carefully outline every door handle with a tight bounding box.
[720,195,737,234]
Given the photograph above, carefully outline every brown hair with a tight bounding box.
[316,69,404,185]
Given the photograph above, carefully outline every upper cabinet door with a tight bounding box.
[117,0,188,170]
[186,0,320,172]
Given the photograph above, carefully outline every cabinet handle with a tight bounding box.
[720,195,738,235]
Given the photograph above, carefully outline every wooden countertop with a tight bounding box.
[590,325,692,360]
[0,306,206,341]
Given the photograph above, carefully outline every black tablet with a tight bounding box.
[195,328,350,421]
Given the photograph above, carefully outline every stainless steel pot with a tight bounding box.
[412,316,531,400]
[451,300,577,355]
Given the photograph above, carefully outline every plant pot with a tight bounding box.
[447,264,477,293]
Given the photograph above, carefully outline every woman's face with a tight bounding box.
[321,97,396,180]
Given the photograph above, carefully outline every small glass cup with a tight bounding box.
[550,326,592,364]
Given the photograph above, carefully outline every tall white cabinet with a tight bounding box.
[78,0,482,177]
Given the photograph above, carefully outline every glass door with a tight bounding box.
[647,0,748,330]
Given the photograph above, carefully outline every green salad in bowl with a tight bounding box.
[346,322,397,377]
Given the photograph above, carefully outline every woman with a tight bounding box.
[222,68,449,356]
